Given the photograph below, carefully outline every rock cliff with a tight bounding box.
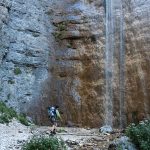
[0,0,55,124]
[124,0,150,125]
[0,0,150,127]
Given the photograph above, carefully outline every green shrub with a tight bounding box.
[57,23,67,31]
[17,114,29,126]
[117,144,123,150]
[53,22,67,40]
[22,136,67,150]
[0,101,29,126]
[14,67,22,75]
[0,114,10,123]
[0,101,17,124]
[125,120,150,150]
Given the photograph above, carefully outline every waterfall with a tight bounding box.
[104,0,126,127]
[119,0,126,128]
[105,0,114,126]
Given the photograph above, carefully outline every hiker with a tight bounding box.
[48,105,62,134]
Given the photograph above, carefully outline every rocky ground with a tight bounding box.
[0,119,32,150]
[0,119,124,150]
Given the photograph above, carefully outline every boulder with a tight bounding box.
[99,125,113,133]
[108,136,137,150]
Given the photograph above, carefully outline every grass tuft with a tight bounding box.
[14,67,22,75]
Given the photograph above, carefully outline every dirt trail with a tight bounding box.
[32,127,122,150]
[0,120,123,150]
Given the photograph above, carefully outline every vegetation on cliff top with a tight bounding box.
[0,101,29,126]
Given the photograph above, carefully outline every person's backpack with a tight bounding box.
[48,106,56,118]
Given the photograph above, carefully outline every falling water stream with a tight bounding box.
[119,0,126,128]
[105,0,126,127]
[105,0,114,126]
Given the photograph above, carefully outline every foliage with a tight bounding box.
[0,101,29,126]
[0,101,17,123]
[17,114,29,126]
[125,120,150,150]
[117,144,123,150]
[53,22,67,40]
[57,23,67,31]
[22,136,67,150]
[14,67,22,75]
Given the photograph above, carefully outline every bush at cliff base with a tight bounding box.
[22,136,67,150]
[125,120,150,150]
[0,101,29,125]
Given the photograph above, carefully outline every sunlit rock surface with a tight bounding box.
[0,0,53,116]
[124,0,150,124]
[47,0,105,127]
[0,0,150,127]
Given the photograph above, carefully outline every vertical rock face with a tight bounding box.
[0,0,150,127]
[49,0,106,127]
[124,0,150,124]
[0,0,54,119]
[104,0,150,127]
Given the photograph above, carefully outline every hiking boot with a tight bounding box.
[50,129,56,135]
[50,131,54,136]
[52,129,56,134]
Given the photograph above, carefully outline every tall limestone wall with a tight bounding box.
[48,0,106,127]
[0,0,54,122]
[124,0,150,124]
[0,0,149,127]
